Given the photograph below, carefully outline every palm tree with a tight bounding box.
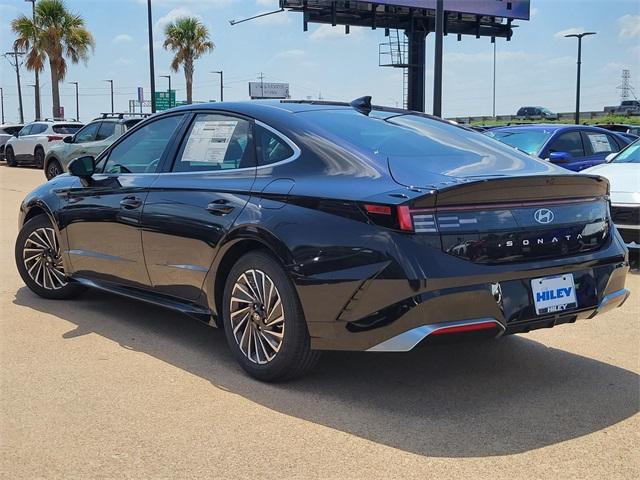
[163,17,214,104]
[12,0,94,118]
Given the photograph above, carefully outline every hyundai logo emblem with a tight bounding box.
[534,208,555,224]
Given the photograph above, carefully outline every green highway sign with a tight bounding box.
[155,90,176,111]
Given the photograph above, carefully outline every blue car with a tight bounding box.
[486,124,632,171]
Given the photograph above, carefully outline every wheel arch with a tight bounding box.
[206,226,295,326]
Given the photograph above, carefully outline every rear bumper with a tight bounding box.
[306,234,630,351]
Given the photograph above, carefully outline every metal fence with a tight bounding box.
[448,110,640,125]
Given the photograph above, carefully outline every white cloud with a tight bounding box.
[272,49,306,60]
[114,57,133,66]
[256,0,278,6]
[618,14,640,39]
[112,34,133,44]
[310,24,362,41]
[554,27,586,39]
[155,8,202,31]
[137,0,235,7]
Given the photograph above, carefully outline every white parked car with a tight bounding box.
[583,140,640,249]
[4,120,83,168]
[0,124,23,160]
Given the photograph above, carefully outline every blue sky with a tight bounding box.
[0,0,639,123]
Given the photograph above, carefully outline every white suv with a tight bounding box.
[4,120,83,168]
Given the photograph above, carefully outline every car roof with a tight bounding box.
[491,124,615,132]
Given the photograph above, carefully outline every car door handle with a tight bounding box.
[206,200,235,215]
[120,196,143,210]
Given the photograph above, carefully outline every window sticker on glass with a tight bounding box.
[587,134,611,153]
[182,120,239,163]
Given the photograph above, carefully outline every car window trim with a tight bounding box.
[96,112,188,175]
[159,117,300,176]
[164,110,258,174]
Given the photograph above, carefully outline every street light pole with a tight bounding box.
[432,0,444,117]
[147,0,157,113]
[25,0,41,120]
[565,32,596,125]
[160,75,171,108]
[212,71,223,102]
[0,87,4,124]
[69,82,79,121]
[492,39,496,118]
[103,79,114,113]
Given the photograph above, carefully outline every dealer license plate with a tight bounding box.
[531,274,578,315]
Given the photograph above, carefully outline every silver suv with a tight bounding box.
[44,113,148,179]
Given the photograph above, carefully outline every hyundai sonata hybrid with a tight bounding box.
[15,99,631,381]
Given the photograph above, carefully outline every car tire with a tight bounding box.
[34,147,45,169]
[5,146,16,167]
[222,250,321,382]
[15,214,85,300]
[45,159,63,180]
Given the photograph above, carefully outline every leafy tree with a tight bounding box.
[163,17,214,104]
[12,0,94,118]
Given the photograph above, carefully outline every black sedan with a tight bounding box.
[15,99,631,381]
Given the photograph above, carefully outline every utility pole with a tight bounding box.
[69,82,79,121]
[211,71,223,102]
[432,0,444,117]
[159,75,172,108]
[147,0,156,113]
[25,0,41,120]
[4,49,25,124]
[104,79,114,113]
[0,87,4,124]
[258,72,265,98]
[565,31,596,125]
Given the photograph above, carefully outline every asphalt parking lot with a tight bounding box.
[1,164,638,479]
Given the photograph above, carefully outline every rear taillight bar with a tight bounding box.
[430,321,500,335]
[47,135,64,142]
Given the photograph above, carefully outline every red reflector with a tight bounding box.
[397,205,413,231]
[431,321,498,335]
[47,136,64,142]
[364,204,392,215]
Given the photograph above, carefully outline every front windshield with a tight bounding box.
[612,141,640,163]
[486,129,553,155]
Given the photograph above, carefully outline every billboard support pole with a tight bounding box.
[406,29,426,112]
[433,0,444,117]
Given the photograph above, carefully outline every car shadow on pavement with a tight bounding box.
[14,286,640,458]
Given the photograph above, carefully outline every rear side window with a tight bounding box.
[256,125,294,166]
[53,124,82,134]
[74,122,100,143]
[95,121,117,141]
[2,126,22,136]
[30,123,48,134]
[548,131,584,157]
[173,113,254,173]
[582,132,620,155]
[103,115,183,174]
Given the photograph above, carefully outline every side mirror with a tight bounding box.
[605,153,617,162]
[68,155,95,178]
[63,136,73,144]
[549,151,572,163]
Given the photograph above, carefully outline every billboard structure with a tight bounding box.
[280,1,530,113]
[249,82,291,99]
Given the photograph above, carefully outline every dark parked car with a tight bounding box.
[595,123,640,141]
[486,124,632,171]
[15,100,630,381]
[516,106,558,120]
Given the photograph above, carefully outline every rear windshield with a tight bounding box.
[298,109,552,175]
[53,124,83,134]
[1,126,22,136]
[485,129,553,155]
[612,141,640,163]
